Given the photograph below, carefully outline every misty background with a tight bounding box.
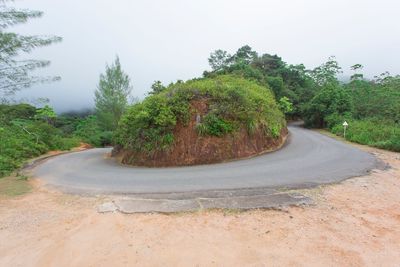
[11,0,400,112]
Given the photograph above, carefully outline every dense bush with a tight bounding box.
[74,115,112,147]
[0,118,79,177]
[0,104,83,177]
[330,118,400,152]
[346,78,400,122]
[303,83,353,128]
[196,114,234,137]
[115,75,286,153]
[0,103,36,122]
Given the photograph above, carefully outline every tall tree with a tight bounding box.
[309,56,342,86]
[208,49,231,71]
[0,1,62,97]
[231,45,258,64]
[94,56,132,130]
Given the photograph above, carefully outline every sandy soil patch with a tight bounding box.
[0,144,399,266]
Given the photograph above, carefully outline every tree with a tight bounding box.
[253,53,286,77]
[208,49,231,71]
[309,56,342,86]
[231,45,258,64]
[94,56,132,130]
[149,80,166,95]
[0,1,62,97]
[303,83,353,128]
[350,64,364,81]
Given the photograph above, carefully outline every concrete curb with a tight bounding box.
[97,191,313,214]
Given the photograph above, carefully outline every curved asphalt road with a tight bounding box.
[33,125,378,194]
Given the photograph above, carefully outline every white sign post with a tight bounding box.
[343,121,348,139]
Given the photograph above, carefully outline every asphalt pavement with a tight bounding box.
[33,124,378,196]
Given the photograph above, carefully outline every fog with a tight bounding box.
[11,0,400,112]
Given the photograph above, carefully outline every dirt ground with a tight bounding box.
[0,143,399,266]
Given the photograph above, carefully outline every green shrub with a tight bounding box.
[73,115,112,147]
[0,103,36,122]
[0,119,79,177]
[331,118,400,152]
[197,114,234,137]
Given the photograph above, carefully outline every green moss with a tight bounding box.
[115,75,286,153]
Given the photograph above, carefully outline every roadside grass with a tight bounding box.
[329,119,400,152]
[0,174,31,198]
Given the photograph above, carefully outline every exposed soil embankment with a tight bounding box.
[113,100,288,167]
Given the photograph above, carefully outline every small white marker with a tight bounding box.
[343,121,348,139]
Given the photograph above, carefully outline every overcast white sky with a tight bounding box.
[11,0,400,112]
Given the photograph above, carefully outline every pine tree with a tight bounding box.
[94,56,132,130]
[0,1,62,97]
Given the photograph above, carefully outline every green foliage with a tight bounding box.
[231,45,258,65]
[208,49,231,71]
[197,114,234,137]
[278,97,293,115]
[346,77,400,123]
[149,80,166,95]
[0,106,80,177]
[94,56,132,131]
[266,76,284,97]
[0,2,62,96]
[115,75,286,153]
[308,56,342,86]
[34,104,56,124]
[0,103,36,122]
[303,84,353,128]
[73,115,112,147]
[206,46,314,118]
[330,119,400,152]
[114,95,179,152]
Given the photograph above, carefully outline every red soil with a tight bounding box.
[114,99,287,167]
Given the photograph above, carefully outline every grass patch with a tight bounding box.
[0,175,31,197]
[330,118,400,152]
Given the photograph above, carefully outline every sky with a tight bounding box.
[10,0,400,112]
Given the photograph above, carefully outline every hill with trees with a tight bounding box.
[113,75,287,166]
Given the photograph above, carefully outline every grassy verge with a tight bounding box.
[0,175,31,198]
[328,119,400,152]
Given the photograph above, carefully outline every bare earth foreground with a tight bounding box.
[1,141,400,266]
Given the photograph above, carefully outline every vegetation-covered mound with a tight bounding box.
[113,75,287,166]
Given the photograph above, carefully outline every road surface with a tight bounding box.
[33,125,378,195]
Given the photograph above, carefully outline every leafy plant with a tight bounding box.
[198,114,234,137]
[278,96,293,115]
